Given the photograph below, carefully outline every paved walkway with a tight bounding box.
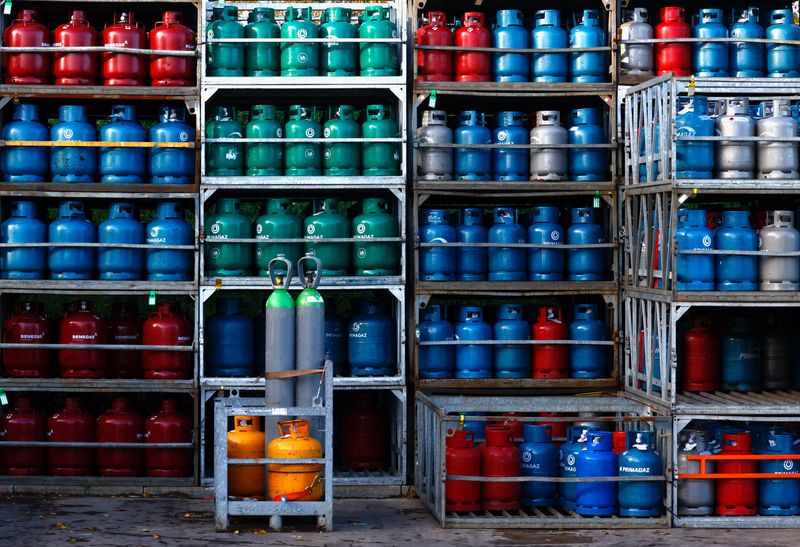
[0,494,796,546]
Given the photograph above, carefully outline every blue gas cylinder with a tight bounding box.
[206,297,254,377]
[675,95,715,179]
[48,201,96,280]
[488,207,526,281]
[462,414,486,443]
[567,207,605,281]
[560,426,597,510]
[528,206,565,281]
[455,111,492,181]
[149,105,196,185]
[568,108,606,182]
[99,105,147,184]
[570,303,607,379]
[576,431,618,517]
[324,310,347,376]
[758,432,800,515]
[493,10,529,82]
[493,111,529,181]
[715,210,757,291]
[51,105,97,183]
[349,299,394,376]
[531,10,568,82]
[1,104,48,182]
[618,430,663,517]
[493,303,530,379]
[97,202,144,280]
[1,201,46,279]
[767,10,800,78]
[418,303,455,379]
[676,208,715,291]
[721,317,760,390]
[520,424,558,507]
[693,9,729,77]
[638,121,660,182]
[420,209,456,281]
[454,306,491,379]
[146,202,194,281]
[730,8,764,77]
[570,10,607,83]
[456,208,487,281]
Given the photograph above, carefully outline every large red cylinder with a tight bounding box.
[96,397,143,477]
[59,300,107,378]
[682,318,720,392]
[716,433,757,516]
[3,301,52,378]
[417,11,453,82]
[53,10,99,85]
[655,7,691,77]
[446,429,481,512]
[142,302,192,379]
[535,413,567,445]
[531,307,569,378]
[480,425,520,511]
[107,302,142,379]
[47,397,95,476]
[454,12,491,82]
[0,396,46,475]
[150,11,197,86]
[491,413,524,444]
[3,9,51,84]
[102,12,147,86]
[342,391,390,470]
[145,399,192,477]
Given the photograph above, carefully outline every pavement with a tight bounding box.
[0,493,797,546]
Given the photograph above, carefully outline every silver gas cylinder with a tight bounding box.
[620,8,654,77]
[758,210,800,291]
[677,429,715,516]
[418,109,453,180]
[529,110,567,181]
[757,98,799,179]
[715,97,756,179]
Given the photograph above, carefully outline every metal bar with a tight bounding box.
[1,141,194,148]
[444,475,666,482]
[0,46,198,56]
[0,343,192,351]
[418,339,613,346]
[204,237,402,244]
[207,38,402,43]
[0,243,194,249]
[0,441,192,448]
[417,143,614,150]
[418,242,613,249]
[622,37,800,46]
[416,45,610,54]
[203,137,403,143]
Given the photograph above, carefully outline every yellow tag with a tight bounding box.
[688,75,696,97]
[214,278,222,290]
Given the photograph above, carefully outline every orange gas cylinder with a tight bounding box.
[267,419,323,502]
[227,415,265,499]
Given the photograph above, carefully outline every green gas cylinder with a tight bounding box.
[359,6,399,76]
[206,106,244,176]
[284,105,321,176]
[245,8,280,76]
[281,7,319,76]
[304,198,350,276]
[207,6,245,77]
[246,105,283,176]
[255,198,303,276]
[362,104,400,176]
[321,8,357,76]
[353,198,399,276]
[323,105,361,176]
[205,197,253,277]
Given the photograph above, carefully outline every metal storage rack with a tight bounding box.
[198,0,409,489]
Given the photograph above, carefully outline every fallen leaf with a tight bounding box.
[55,522,70,530]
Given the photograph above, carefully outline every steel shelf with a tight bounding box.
[203,76,405,89]
[200,376,405,389]
[414,181,616,194]
[414,81,615,97]
[201,176,405,191]
[200,277,403,291]
[623,287,800,305]
[1,377,196,392]
[0,184,198,199]
[0,280,198,294]
[0,85,199,100]
[622,180,800,196]
[415,281,618,297]
[416,378,618,391]
[674,390,800,416]
[0,476,196,486]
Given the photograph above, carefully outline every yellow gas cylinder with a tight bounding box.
[227,415,265,499]
[267,419,323,501]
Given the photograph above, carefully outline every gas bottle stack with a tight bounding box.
[198,0,409,495]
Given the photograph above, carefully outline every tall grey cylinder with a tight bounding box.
[264,256,296,440]
[295,254,326,443]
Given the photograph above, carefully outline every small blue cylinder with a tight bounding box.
[520,425,559,507]
[767,10,800,78]
[493,303,530,379]
[488,207,526,281]
[51,105,97,183]
[715,210,757,291]
[570,303,607,379]
[560,426,598,510]
[693,8,729,77]
[675,96,715,179]
[758,433,800,515]
[206,297,254,377]
[454,306,491,379]
[676,208,715,291]
[493,10,529,82]
[1,201,46,279]
[528,206,565,281]
[570,10,607,83]
[721,317,760,390]
[567,207,605,281]
[99,105,147,184]
[146,202,194,281]
[455,111,491,181]
[456,208,487,281]
[348,299,394,376]
[568,108,606,182]
[418,304,454,379]
[493,111,529,181]
[531,10,568,83]
[97,202,145,280]
[575,431,618,517]
[618,430,663,517]
[420,209,456,281]
[1,104,48,182]
[730,8,764,78]
[149,105,196,184]
[48,201,96,280]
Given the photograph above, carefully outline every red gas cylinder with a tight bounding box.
[145,399,192,477]
[342,391,390,469]
[682,318,720,392]
[716,433,757,516]
[0,396,46,475]
[655,7,691,77]
[480,424,520,511]
[150,11,197,86]
[417,11,453,82]
[753,210,768,231]
[455,12,491,82]
[612,431,627,456]
[706,211,721,231]
[107,302,142,379]
[531,306,569,378]
[96,397,143,477]
[3,9,51,84]
[491,413,524,443]
[53,10,99,85]
[59,300,107,378]
[102,12,148,86]
[445,428,481,512]
[535,413,567,445]
[47,397,94,476]
[142,302,192,379]
[2,301,52,378]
